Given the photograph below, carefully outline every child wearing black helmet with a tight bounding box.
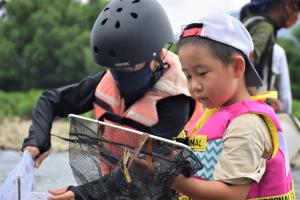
[22,0,202,199]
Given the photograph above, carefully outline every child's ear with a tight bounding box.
[231,55,245,79]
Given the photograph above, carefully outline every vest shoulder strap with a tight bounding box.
[94,96,113,113]
[243,16,266,31]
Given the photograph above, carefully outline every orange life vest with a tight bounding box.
[93,50,202,174]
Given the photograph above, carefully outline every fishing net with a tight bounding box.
[64,114,202,200]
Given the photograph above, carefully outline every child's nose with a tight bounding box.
[190,79,202,92]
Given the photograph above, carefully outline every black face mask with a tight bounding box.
[110,63,154,107]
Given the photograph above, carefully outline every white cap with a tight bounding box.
[180,13,263,87]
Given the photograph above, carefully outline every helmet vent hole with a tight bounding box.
[104,7,109,12]
[130,13,138,19]
[101,18,108,25]
[117,8,122,12]
[109,50,116,57]
[94,46,99,55]
[115,21,120,28]
[132,0,140,3]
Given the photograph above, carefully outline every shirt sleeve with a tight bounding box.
[22,72,104,153]
[150,95,193,139]
[213,114,273,185]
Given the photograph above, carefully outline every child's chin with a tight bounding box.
[201,103,213,109]
[203,102,221,109]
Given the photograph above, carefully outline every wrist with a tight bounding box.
[169,174,186,189]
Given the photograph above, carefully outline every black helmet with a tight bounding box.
[250,0,272,6]
[91,0,174,68]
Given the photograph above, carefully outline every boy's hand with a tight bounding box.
[48,187,75,200]
[24,146,49,168]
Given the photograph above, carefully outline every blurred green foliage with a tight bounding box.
[0,90,94,119]
[292,99,300,120]
[0,0,108,91]
[0,89,42,118]
[278,25,300,100]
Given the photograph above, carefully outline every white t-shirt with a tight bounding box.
[258,44,292,113]
[272,44,292,113]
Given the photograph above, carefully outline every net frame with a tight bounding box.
[68,114,193,149]
[66,114,202,199]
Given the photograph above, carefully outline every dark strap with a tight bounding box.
[94,96,113,113]
[267,41,274,90]
[102,112,150,132]
[173,137,189,146]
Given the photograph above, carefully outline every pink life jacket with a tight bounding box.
[93,50,202,174]
[185,100,295,199]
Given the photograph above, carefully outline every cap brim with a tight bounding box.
[244,56,263,87]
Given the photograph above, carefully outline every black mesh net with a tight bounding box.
[65,114,202,200]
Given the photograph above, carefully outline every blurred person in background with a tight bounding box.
[271,43,292,113]
[240,0,299,113]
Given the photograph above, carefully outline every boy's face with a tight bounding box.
[178,44,239,108]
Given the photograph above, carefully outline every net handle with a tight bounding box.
[68,114,192,151]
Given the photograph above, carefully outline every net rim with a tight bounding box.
[68,114,192,151]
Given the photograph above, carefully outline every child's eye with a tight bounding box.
[183,72,191,80]
[197,71,208,76]
[185,75,192,80]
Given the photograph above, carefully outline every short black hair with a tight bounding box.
[177,36,242,67]
[240,3,251,21]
